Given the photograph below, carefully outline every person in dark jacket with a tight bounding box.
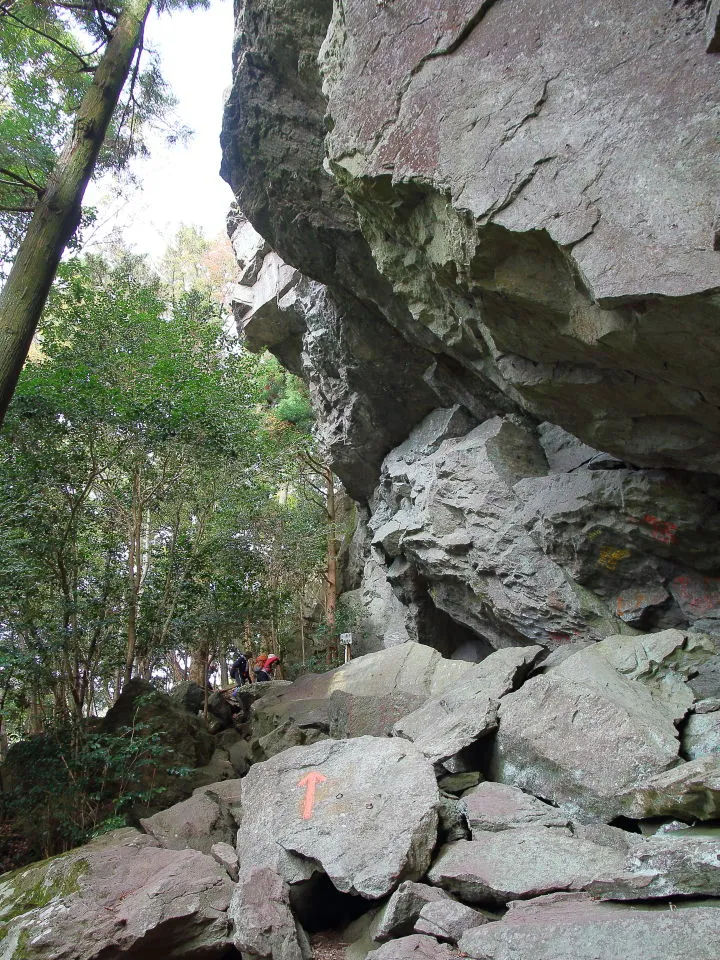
[229,652,250,696]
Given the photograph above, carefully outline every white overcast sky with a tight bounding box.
[84,0,236,260]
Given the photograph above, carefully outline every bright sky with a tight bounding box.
[84,0,236,261]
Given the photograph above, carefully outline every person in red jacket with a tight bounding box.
[255,653,281,682]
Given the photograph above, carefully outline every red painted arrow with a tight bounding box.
[298,771,327,820]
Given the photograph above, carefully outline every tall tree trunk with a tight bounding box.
[0,0,153,425]
[123,465,143,687]
[324,466,338,665]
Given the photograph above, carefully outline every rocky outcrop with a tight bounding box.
[491,630,716,820]
[5,641,720,957]
[222,0,720,661]
[237,736,439,899]
[0,829,233,958]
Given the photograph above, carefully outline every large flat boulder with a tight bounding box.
[427,828,626,905]
[491,631,713,820]
[237,737,439,899]
[459,892,720,960]
[0,828,233,958]
[461,782,569,835]
[393,646,542,766]
[428,823,720,906]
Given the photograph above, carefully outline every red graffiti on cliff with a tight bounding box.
[642,515,678,544]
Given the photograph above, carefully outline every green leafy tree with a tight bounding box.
[0,0,207,426]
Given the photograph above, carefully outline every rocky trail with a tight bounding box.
[1,632,718,958]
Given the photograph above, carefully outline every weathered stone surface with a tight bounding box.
[193,779,243,827]
[140,788,235,855]
[238,737,439,899]
[415,899,490,943]
[437,796,470,844]
[431,822,720,906]
[370,414,630,651]
[211,841,239,882]
[459,893,720,960]
[366,934,458,960]
[683,711,720,760]
[168,680,204,715]
[437,772,482,795]
[0,828,233,958]
[587,834,720,900]
[491,631,713,820]
[229,867,306,960]
[328,689,425,740]
[100,678,215,813]
[393,646,542,764]
[617,755,720,821]
[375,881,452,943]
[461,782,569,835]
[252,644,477,742]
[318,0,720,476]
[207,690,234,732]
[427,828,627,905]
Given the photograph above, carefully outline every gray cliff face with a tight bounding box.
[221,1,720,655]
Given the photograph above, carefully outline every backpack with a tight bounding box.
[254,653,268,672]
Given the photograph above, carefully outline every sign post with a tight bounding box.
[339,632,353,663]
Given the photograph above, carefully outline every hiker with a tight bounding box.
[254,652,280,682]
[229,652,250,695]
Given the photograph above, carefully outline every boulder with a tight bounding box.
[192,779,243,826]
[368,416,627,651]
[168,680,204,715]
[461,782,569,835]
[366,934,459,960]
[139,787,236,854]
[683,711,720,760]
[459,892,720,960]
[617,755,720,821]
[491,632,712,820]
[427,828,627,905]
[0,828,233,958]
[415,899,491,943]
[251,644,477,745]
[429,823,720,906]
[328,689,425,740]
[393,646,542,765]
[587,834,720,900]
[229,866,307,960]
[437,772,482,795]
[207,690,234,733]
[100,678,215,813]
[374,881,452,943]
[214,727,253,776]
[238,737,439,899]
[437,795,470,843]
[211,842,239,882]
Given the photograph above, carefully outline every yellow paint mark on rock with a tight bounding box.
[598,547,630,571]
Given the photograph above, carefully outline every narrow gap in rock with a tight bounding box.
[219,948,243,959]
[290,872,372,932]
[608,816,643,834]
